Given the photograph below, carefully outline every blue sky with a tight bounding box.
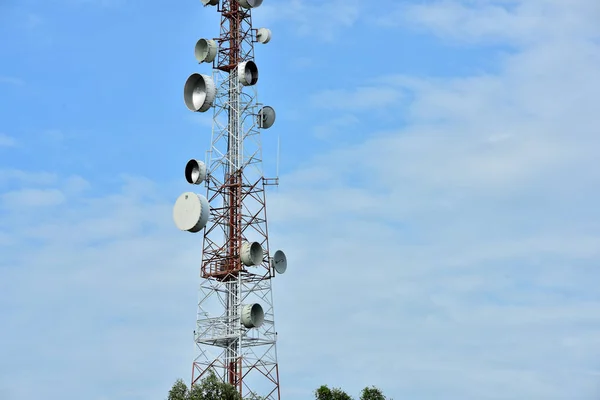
[2,0,600,399]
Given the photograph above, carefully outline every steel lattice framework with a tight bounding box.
[181,1,282,399]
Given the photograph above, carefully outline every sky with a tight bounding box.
[1,0,600,399]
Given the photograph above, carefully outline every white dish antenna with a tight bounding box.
[239,0,263,8]
[240,241,263,266]
[256,28,272,44]
[241,303,264,329]
[173,192,210,233]
[185,159,207,185]
[184,73,216,112]
[238,61,259,86]
[194,39,217,63]
[257,106,276,129]
[270,250,287,274]
[201,0,218,5]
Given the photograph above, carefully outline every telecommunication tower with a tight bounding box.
[172,0,286,399]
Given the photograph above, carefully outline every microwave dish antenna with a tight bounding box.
[238,61,259,86]
[239,0,263,8]
[256,28,272,44]
[183,73,216,112]
[195,39,218,63]
[257,106,276,129]
[173,192,210,233]
[185,159,207,184]
[270,250,287,274]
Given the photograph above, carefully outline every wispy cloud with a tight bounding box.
[24,13,42,30]
[0,169,58,186]
[289,56,314,70]
[372,0,600,46]
[187,113,213,128]
[313,113,359,140]
[1,188,66,209]
[0,173,194,400]
[310,86,403,110]
[0,76,24,86]
[265,2,600,397]
[255,0,360,42]
[0,134,17,147]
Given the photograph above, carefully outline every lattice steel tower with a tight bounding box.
[172,0,285,399]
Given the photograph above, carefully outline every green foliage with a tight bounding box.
[167,370,241,400]
[315,385,333,400]
[359,386,387,400]
[187,383,204,400]
[192,370,241,400]
[315,384,391,400]
[315,385,353,400]
[168,379,188,400]
[169,375,390,400]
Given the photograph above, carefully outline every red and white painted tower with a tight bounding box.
[172,0,285,399]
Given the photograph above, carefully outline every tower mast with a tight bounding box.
[173,0,285,399]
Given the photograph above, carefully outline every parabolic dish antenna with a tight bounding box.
[173,192,210,233]
[185,159,207,185]
[241,303,264,329]
[201,0,218,5]
[184,73,216,112]
[271,250,287,274]
[256,27,272,44]
[194,39,217,63]
[240,241,263,266]
[239,0,263,8]
[257,106,276,129]
[238,61,259,86]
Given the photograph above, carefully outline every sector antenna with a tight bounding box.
[172,1,287,399]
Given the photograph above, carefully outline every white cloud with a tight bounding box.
[0,76,24,86]
[41,129,65,142]
[310,86,403,111]
[255,0,360,42]
[25,13,42,29]
[187,113,213,128]
[62,175,91,195]
[264,1,600,398]
[0,169,58,186]
[313,114,360,140]
[373,0,600,46]
[0,133,17,147]
[0,175,196,400]
[1,188,66,209]
[289,56,314,70]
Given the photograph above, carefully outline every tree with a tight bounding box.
[167,370,241,400]
[314,384,391,400]
[359,386,387,400]
[190,370,241,400]
[315,385,353,400]
[168,379,188,400]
